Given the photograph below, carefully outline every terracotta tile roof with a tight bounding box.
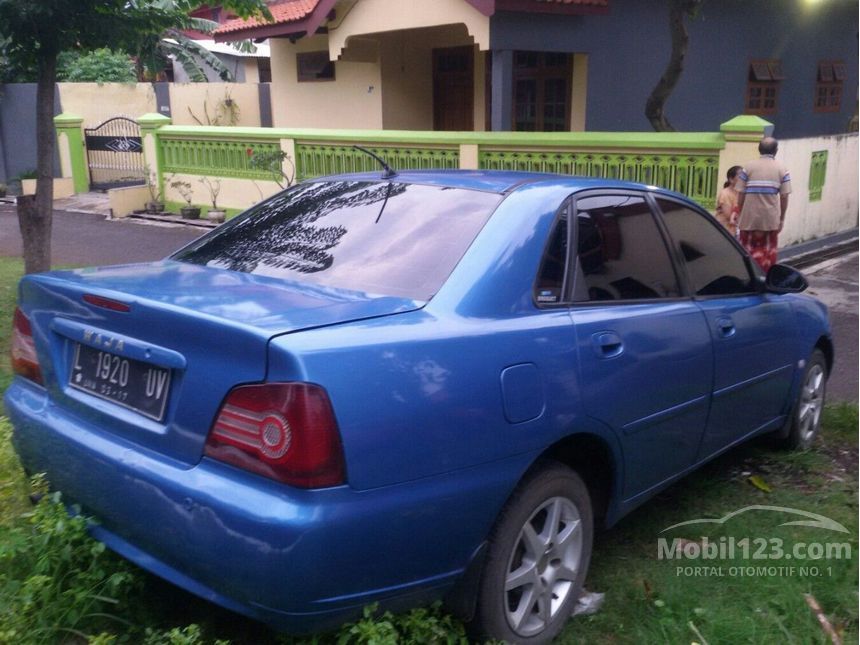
[214,0,320,36]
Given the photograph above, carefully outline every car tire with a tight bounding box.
[469,461,593,644]
[781,348,828,451]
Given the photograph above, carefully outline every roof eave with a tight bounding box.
[214,0,338,43]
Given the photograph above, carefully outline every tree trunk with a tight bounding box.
[17,53,57,273]
[644,0,701,132]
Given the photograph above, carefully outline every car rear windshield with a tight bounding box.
[171,181,501,300]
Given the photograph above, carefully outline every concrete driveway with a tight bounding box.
[1,205,856,401]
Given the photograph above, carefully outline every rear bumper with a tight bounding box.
[5,380,529,633]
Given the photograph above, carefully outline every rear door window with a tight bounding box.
[572,195,681,302]
[173,181,501,300]
[534,211,569,305]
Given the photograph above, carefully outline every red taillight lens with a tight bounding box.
[205,383,346,488]
[83,294,131,312]
[11,307,43,384]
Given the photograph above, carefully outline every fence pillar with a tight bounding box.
[718,115,772,185]
[54,113,88,193]
[280,137,297,185]
[459,144,479,170]
[137,113,172,199]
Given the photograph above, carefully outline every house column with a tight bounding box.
[490,49,513,132]
[137,113,172,199]
[53,113,88,194]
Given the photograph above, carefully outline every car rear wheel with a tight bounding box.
[782,348,828,450]
[470,462,593,644]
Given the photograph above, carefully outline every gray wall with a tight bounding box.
[490,0,858,137]
[0,83,62,184]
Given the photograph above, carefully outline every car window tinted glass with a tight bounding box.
[573,195,680,302]
[173,181,501,300]
[657,198,755,296]
[535,215,568,304]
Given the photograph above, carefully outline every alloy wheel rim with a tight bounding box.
[504,496,583,637]
[799,364,825,442]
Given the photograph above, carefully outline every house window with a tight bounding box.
[513,51,572,132]
[814,60,845,113]
[745,59,783,115]
[258,57,272,84]
[297,51,335,82]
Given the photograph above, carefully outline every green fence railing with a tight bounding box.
[149,126,726,210]
[294,142,460,180]
[479,149,719,209]
[161,136,281,180]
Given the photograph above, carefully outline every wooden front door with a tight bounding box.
[433,46,474,131]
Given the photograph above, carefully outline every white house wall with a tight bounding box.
[269,36,383,129]
[779,134,858,247]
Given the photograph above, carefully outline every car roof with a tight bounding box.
[312,169,667,196]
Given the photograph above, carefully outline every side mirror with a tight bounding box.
[765,263,808,293]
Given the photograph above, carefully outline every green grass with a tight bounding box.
[0,254,856,643]
[561,404,859,644]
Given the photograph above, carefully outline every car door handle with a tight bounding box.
[592,331,624,358]
[716,316,736,338]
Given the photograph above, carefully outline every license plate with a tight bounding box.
[69,343,171,421]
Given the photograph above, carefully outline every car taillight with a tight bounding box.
[205,383,346,488]
[11,307,42,385]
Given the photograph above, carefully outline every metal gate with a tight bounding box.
[84,117,146,190]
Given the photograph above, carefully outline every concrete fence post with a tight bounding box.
[54,113,88,194]
[280,137,297,185]
[459,144,479,170]
[137,113,172,199]
[718,115,772,183]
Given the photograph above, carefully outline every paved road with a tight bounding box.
[1,206,856,401]
[804,252,858,402]
[0,206,204,265]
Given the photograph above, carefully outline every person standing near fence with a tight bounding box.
[735,137,791,272]
[715,165,742,237]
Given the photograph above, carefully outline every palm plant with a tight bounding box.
[136,2,259,82]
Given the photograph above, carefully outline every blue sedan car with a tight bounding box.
[6,170,830,643]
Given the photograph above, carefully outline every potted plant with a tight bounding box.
[145,166,165,214]
[199,177,225,223]
[170,177,200,219]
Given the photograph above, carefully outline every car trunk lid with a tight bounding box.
[19,261,422,465]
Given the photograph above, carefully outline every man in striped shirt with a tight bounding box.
[735,137,791,271]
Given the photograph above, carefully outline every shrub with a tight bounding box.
[0,479,139,643]
[58,49,136,83]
